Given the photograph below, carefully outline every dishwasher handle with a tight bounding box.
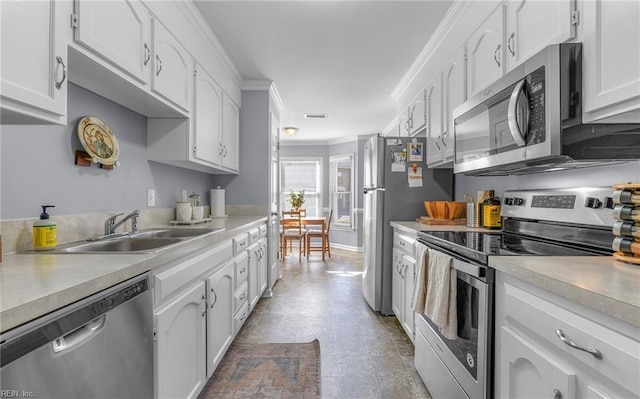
[52,315,106,353]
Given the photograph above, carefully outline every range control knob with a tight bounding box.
[513,197,524,206]
[585,197,602,209]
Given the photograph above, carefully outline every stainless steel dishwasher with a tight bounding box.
[0,273,153,398]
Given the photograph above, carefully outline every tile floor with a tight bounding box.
[235,247,432,399]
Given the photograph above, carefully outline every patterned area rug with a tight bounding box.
[198,340,321,399]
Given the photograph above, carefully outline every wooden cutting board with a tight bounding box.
[416,216,466,225]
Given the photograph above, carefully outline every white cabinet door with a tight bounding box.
[193,63,223,166]
[425,73,444,165]
[152,19,191,111]
[73,0,151,84]
[500,327,577,399]
[155,281,206,399]
[391,248,403,319]
[504,0,575,72]
[466,5,504,99]
[582,0,640,122]
[206,261,235,378]
[1,0,67,124]
[401,255,415,341]
[409,90,426,136]
[398,109,410,137]
[222,93,240,171]
[441,48,465,165]
[247,242,260,310]
[258,238,268,295]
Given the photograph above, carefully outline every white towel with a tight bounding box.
[410,244,429,313]
[424,249,458,340]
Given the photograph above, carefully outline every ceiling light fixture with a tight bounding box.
[282,127,299,137]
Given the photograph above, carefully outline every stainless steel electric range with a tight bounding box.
[414,187,615,399]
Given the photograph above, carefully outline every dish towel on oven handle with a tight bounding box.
[410,243,429,313]
[424,248,458,340]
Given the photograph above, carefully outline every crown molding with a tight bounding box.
[391,0,472,101]
[242,80,285,112]
[177,1,243,87]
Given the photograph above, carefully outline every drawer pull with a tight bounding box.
[553,389,562,399]
[555,329,603,359]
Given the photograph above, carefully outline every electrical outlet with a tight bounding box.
[147,189,156,207]
[181,190,188,202]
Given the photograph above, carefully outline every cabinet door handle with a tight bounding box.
[223,145,228,157]
[553,389,562,399]
[507,32,516,57]
[494,44,501,67]
[156,55,162,76]
[435,135,441,150]
[210,288,217,309]
[55,56,67,90]
[555,329,603,359]
[143,43,151,66]
[441,131,447,147]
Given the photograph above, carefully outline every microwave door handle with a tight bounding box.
[507,79,529,147]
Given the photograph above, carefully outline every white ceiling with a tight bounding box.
[193,0,453,143]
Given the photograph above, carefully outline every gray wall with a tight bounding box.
[1,84,215,219]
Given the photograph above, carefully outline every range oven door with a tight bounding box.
[414,246,493,399]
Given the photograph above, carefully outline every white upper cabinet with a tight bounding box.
[504,0,576,72]
[222,94,240,172]
[1,0,67,124]
[441,47,465,165]
[425,73,444,165]
[193,63,223,166]
[466,5,504,99]
[152,19,192,111]
[582,0,640,122]
[408,90,427,136]
[73,0,151,84]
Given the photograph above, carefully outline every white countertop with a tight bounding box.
[390,221,640,328]
[0,216,267,333]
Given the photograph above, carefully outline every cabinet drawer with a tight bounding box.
[233,233,249,255]
[234,252,249,289]
[259,224,267,238]
[394,232,415,257]
[234,282,248,314]
[234,302,249,333]
[248,228,260,243]
[504,282,640,394]
[154,241,232,306]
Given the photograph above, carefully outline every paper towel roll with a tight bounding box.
[210,187,226,217]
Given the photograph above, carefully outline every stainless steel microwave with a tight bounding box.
[452,43,640,175]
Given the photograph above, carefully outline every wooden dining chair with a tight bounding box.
[306,209,333,260]
[280,210,307,261]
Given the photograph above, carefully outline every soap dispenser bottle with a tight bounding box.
[34,205,57,251]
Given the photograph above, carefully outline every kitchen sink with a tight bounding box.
[58,237,183,253]
[130,228,220,238]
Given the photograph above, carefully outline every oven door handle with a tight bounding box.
[416,242,485,278]
[507,79,529,147]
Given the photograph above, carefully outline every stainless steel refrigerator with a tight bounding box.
[362,135,453,315]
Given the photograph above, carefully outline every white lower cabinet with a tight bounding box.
[155,281,207,399]
[206,261,235,378]
[392,230,417,342]
[495,272,640,399]
[247,237,268,310]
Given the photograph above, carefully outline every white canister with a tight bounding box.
[192,206,204,220]
[210,187,226,217]
[176,202,192,221]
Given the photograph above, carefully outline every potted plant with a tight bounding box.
[288,190,305,210]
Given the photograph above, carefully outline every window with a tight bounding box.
[330,154,354,228]
[280,158,322,217]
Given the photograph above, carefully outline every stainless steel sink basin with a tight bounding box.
[59,237,182,254]
[130,228,219,238]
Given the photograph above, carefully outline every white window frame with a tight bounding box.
[329,153,355,229]
[279,157,323,217]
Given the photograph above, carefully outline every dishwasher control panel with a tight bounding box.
[100,278,149,312]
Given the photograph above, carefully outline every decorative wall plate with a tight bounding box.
[77,116,120,166]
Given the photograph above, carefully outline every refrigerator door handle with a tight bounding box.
[364,187,385,194]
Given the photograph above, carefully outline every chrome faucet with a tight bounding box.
[105,209,140,235]
[88,209,141,241]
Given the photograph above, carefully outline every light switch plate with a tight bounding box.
[147,189,156,207]
[181,190,188,202]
